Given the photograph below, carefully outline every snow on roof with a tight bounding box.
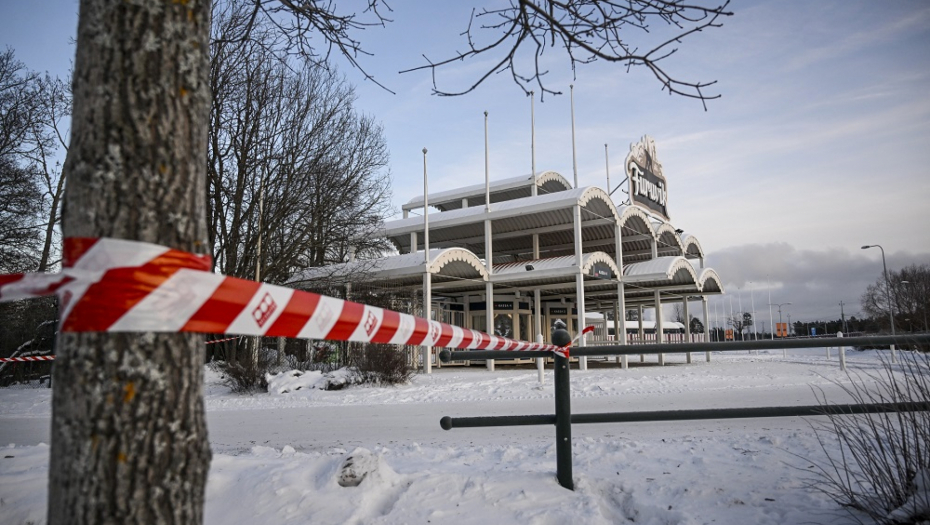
[623,256,698,284]
[492,252,619,283]
[680,233,705,259]
[402,171,573,211]
[288,248,488,285]
[382,186,620,241]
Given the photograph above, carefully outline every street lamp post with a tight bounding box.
[862,244,897,363]
[900,280,927,333]
[769,302,791,358]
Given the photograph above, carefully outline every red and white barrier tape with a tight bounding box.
[0,238,578,358]
[205,336,241,345]
[0,355,55,363]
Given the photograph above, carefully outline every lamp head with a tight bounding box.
[861,245,873,250]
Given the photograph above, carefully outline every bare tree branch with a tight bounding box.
[400,0,732,107]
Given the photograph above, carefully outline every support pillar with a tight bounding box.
[573,205,587,370]
[615,223,628,369]
[423,272,432,374]
[683,297,692,364]
[485,220,495,372]
[655,290,664,366]
[703,297,711,362]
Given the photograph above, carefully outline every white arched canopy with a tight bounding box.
[652,221,686,258]
[289,247,488,290]
[402,171,573,213]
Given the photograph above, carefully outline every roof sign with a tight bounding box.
[625,135,670,222]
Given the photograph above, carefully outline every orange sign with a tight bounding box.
[725,329,734,340]
[776,323,788,337]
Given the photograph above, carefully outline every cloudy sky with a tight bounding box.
[2,1,928,325]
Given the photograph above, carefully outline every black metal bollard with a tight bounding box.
[551,329,573,490]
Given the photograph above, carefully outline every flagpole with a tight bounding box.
[422,147,432,374]
[570,85,578,188]
[530,92,537,197]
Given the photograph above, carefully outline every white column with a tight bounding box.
[638,304,645,362]
[655,290,665,366]
[838,331,846,372]
[703,297,711,362]
[423,272,432,374]
[533,233,543,381]
[422,148,432,374]
[464,295,472,367]
[485,219,495,372]
[615,223,628,369]
[573,204,587,370]
[409,232,417,254]
[683,297,692,364]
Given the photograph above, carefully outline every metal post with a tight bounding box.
[683,297,692,363]
[423,148,432,374]
[554,354,573,489]
[551,330,573,490]
[838,331,846,372]
[703,297,711,362]
[862,244,897,363]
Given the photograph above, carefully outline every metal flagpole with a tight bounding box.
[604,144,610,199]
[768,276,775,341]
[485,111,491,211]
[750,281,758,342]
[570,85,578,188]
[423,147,432,374]
[530,92,537,197]
[530,92,544,381]
[484,111,495,371]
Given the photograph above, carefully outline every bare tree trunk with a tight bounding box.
[49,1,212,523]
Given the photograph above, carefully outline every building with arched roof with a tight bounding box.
[293,136,725,372]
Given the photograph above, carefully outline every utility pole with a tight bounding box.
[839,301,848,333]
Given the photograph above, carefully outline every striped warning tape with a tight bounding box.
[0,355,55,363]
[0,238,575,357]
[205,336,241,345]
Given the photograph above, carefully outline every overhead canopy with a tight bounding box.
[288,248,487,289]
[430,251,621,297]
[618,256,723,306]
[680,233,705,260]
[402,171,573,213]
[652,221,686,258]
[616,205,657,264]
[383,186,623,261]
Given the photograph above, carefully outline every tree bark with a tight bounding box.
[50,1,212,524]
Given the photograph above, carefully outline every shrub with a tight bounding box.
[213,347,279,394]
[349,343,413,386]
[806,350,930,524]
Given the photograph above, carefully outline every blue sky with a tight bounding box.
[2,1,928,323]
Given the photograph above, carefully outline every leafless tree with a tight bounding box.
[209,2,391,286]
[862,263,930,333]
[0,157,42,272]
[0,50,71,272]
[726,312,746,340]
[0,49,44,272]
[242,0,733,105]
[24,76,71,272]
[51,1,212,522]
[401,0,733,105]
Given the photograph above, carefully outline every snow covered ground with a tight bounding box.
[0,349,899,524]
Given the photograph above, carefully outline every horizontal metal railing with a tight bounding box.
[442,334,930,361]
[438,333,930,491]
